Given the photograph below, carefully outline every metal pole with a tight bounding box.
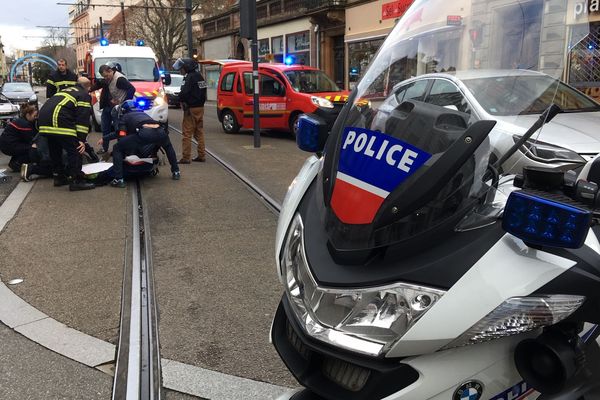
[121,1,127,42]
[28,63,33,86]
[185,0,193,57]
[251,38,260,148]
[99,16,104,38]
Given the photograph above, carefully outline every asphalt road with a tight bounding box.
[0,91,313,397]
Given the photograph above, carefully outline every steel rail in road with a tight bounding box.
[170,126,282,215]
[113,181,162,400]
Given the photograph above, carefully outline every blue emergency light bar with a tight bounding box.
[136,39,145,46]
[100,38,109,46]
[284,55,295,65]
[502,191,592,249]
[135,98,152,110]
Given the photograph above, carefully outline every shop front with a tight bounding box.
[345,0,412,89]
[257,18,312,65]
[567,0,600,102]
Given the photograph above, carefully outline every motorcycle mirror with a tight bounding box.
[296,114,329,153]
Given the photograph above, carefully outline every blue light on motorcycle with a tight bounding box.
[503,191,591,248]
[296,114,321,152]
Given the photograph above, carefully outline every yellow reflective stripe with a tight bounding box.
[77,101,91,107]
[325,95,331,100]
[55,81,77,86]
[76,124,88,133]
[334,95,341,102]
[39,126,77,136]
[55,92,77,104]
[46,79,57,87]
[52,97,72,127]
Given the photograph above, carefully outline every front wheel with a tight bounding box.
[221,109,239,134]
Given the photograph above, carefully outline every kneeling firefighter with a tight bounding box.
[271,0,600,399]
[38,77,95,191]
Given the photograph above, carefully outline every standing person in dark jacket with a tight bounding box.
[0,104,39,171]
[99,100,180,187]
[38,77,95,191]
[90,63,135,154]
[172,57,207,163]
[46,58,78,98]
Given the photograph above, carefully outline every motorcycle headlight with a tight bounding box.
[281,213,445,357]
[442,295,585,350]
[311,96,334,109]
[513,136,586,164]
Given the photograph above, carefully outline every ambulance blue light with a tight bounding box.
[135,98,151,110]
[136,39,145,46]
[284,56,295,65]
[502,191,591,249]
[100,38,109,46]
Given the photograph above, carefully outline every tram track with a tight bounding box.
[111,124,283,399]
[113,181,162,400]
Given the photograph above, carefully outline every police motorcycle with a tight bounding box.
[270,1,600,399]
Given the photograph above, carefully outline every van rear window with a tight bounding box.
[221,73,236,92]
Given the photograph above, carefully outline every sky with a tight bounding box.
[0,0,69,56]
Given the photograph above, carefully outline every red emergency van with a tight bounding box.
[213,61,348,136]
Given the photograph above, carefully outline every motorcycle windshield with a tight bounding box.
[319,0,596,251]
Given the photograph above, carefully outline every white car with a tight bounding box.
[372,69,600,173]
[164,73,183,107]
[0,94,20,128]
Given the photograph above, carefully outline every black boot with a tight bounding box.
[53,174,69,187]
[69,179,95,191]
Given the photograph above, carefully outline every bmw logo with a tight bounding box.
[453,381,483,400]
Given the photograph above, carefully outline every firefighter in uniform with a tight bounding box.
[38,77,96,191]
[46,58,78,98]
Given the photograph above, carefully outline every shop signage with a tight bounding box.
[575,0,600,18]
[382,0,413,20]
[447,15,463,25]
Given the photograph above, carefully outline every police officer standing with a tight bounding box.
[173,58,207,163]
[46,58,78,98]
[38,77,95,191]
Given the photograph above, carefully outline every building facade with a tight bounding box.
[70,0,123,72]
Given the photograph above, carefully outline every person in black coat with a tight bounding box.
[46,58,78,98]
[0,104,39,171]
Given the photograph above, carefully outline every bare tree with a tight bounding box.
[43,28,70,53]
[109,0,233,67]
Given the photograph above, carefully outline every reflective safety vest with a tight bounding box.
[46,69,78,98]
[38,85,91,139]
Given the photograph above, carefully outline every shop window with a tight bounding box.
[258,39,270,63]
[272,36,284,62]
[287,31,310,65]
[492,0,543,70]
[348,38,385,87]
[569,22,600,103]
[220,72,236,92]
